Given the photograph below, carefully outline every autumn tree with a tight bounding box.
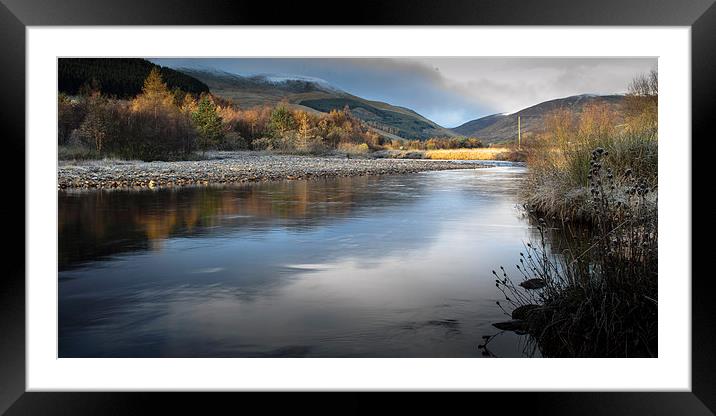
[243,109,260,138]
[132,67,175,121]
[295,110,313,148]
[192,95,224,156]
[179,92,198,115]
[126,68,194,160]
[76,93,110,154]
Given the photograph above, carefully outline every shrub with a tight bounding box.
[58,142,98,160]
[74,93,117,155]
[250,137,274,151]
[488,149,657,357]
[120,104,194,160]
[338,142,369,155]
[216,131,248,150]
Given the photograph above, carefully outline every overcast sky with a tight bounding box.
[152,57,656,128]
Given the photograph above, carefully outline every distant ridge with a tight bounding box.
[452,94,625,144]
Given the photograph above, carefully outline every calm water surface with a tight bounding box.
[59,165,542,357]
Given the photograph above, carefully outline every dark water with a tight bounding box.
[59,166,542,357]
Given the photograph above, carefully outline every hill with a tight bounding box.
[452,94,625,144]
[58,58,210,98]
[179,69,457,141]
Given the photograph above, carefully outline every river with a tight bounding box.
[59,165,544,357]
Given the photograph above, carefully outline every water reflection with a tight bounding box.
[59,167,539,357]
[59,176,425,269]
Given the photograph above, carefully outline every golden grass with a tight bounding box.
[425,148,511,160]
[338,142,370,155]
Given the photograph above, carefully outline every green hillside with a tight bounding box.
[297,97,452,140]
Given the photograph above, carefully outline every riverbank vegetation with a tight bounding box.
[59,68,385,160]
[521,70,658,220]
[486,70,658,357]
[372,147,525,161]
[426,147,526,161]
[59,69,500,161]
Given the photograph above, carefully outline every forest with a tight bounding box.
[59,58,210,98]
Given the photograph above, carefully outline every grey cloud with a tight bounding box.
[410,57,656,115]
[153,57,656,127]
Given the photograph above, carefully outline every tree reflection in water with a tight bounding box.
[59,168,556,358]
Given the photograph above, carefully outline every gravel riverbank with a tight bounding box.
[58,151,487,190]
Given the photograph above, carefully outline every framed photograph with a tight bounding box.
[3,0,714,413]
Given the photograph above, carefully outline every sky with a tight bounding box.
[152,57,656,128]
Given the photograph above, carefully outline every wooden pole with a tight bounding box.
[518,115,521,150]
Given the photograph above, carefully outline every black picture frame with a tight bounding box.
[1,0,713,414]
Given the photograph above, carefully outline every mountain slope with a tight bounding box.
[179,69,456,141]
[453,94,625,144]
[451,113,506,137]
[58,58,210,98]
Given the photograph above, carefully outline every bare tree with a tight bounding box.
[624,69,658,132]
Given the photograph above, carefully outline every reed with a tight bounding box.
[489,149,657,357]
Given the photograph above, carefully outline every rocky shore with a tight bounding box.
[58,151,485,190]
